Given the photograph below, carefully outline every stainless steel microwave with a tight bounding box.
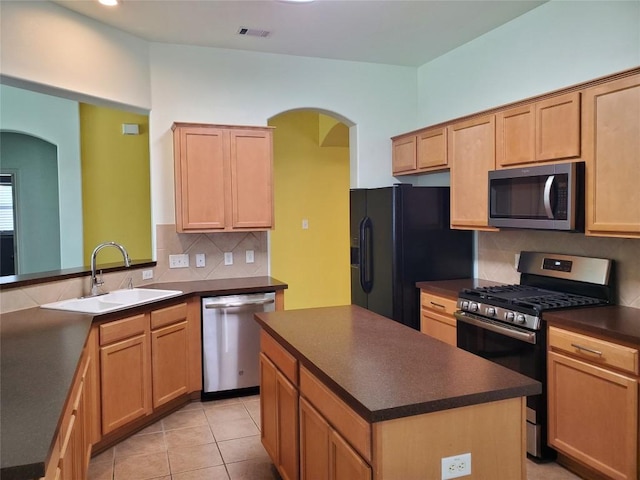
[488,162,584,231]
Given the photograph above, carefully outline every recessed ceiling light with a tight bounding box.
[98,0,119,6]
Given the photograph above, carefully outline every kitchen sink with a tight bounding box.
[41,288,183,314]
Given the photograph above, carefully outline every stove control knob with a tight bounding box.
[515,314,526,324]
[505,312,515,322]
[486,307,496,317]
[469,302,479,312]
[461,301,469,310]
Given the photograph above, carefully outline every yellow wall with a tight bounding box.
[79,103,152,265]
[269,111,351,310]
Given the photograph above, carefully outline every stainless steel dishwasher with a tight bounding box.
[201,292,275,399]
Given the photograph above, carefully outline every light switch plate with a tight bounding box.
[142,269,153,280]
[246,250,255,264]
[224,252,233,265]
[195,253,205,268]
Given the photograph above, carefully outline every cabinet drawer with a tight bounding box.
[150,302,187,330]
[99,314,148,345]
[299,366,371,463]
[549,326,639,375]
[421,292,457,315]
[261,330,298,385]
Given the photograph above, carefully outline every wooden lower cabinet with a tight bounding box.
[100,314,152,435]
[44,348,93,480]
[420,291,458,347]
[300,397,371,480]
[151,303,190,408]
[260,352,299,480]
[548,327,639,480]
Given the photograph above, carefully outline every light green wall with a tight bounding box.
[417,0,640,125]
[269,111,351,309]
[0,84,83,268]
[0,132,60,274]
[79,103,152,265]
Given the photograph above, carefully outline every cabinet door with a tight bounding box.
[174,126,227,231]
[277,369,299,480]
[583,74,640,238]
[151,321,189,408]
[100,334,152,434]
[449,114,497,230]
[496,104,535,167]
[260,353,278,462]
[392,135,417,175]
[548,351,638,480]
[536,92,580,161]
[260,352,299,480]
[330,429,372,480]
[229,129,273,229]
[417,127,448,171]
[300,397,330,480]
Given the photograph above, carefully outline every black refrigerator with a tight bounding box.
[350,184,473,330]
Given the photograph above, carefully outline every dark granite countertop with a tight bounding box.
[0,276,287,480]
[544,305,640,347]
[255,305,541,423]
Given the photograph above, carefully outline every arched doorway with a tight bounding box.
[268,110,351,309]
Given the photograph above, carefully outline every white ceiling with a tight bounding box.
[52,0,547,67]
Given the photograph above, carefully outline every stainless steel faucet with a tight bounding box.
[90,242,131,296]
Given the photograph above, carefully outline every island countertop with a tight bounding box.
[254,304,541,423]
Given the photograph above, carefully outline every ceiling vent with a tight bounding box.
[237,27,271,38]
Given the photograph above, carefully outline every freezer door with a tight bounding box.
[350,189,368,309]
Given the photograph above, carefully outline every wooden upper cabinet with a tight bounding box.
[417,127,447,171]
[448,114,498,231]
[229,129,274,229]
[496,92,581,167]
[583,74,640,238]
[392,127,448,175]
[173,123,274,232]
[391,134,417,174]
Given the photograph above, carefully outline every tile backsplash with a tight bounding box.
[478,230,640,308]
[0,226,268,314]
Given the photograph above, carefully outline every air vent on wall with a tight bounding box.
[237,27,271,38]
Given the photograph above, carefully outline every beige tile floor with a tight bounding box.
[88,394,582,480]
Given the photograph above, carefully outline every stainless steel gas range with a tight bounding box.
[455,251,614,459]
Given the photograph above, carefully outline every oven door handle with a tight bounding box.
[455,312,537,345]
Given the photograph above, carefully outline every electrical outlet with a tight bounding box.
[224,252,233,266]
[441,453,471,479]
[246,250,255,264]
[195,253,206,268]
[142,269,153,280]
[169,254,189,268]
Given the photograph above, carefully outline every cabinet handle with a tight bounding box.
[571,343,603,356]
[430,302,446,310]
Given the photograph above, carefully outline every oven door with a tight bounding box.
[455,311,551,459]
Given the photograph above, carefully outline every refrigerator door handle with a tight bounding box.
[360,216,373,293]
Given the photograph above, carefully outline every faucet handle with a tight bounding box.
[127,277,133,290]
[96,269,104,287]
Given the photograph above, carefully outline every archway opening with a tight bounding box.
[268,109,351,309]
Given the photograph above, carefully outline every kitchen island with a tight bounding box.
[254,305,541,480]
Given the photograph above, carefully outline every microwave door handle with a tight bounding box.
[543,175,555,219]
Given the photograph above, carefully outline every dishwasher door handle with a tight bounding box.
[204,298,275,309]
